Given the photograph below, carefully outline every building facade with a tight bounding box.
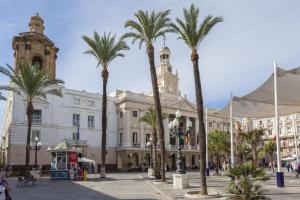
[0,14,230,172]
[246,115,300,158]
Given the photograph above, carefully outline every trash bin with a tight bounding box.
[83,170,87,181]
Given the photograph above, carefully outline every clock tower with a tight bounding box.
[157,46,180,96]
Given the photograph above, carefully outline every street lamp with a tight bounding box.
[169,110,193,174]
[146,137,153,169]
[30,136,42,169]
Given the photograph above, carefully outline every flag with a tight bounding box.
[77,123,80,140]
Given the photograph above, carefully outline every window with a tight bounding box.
[87,100,95,107]
[88,115,95,128]
[268,130,272,136]
[32,110,42,124]
[287,127,292,135]
[72,132,78,140]
[73,113,80,126]
[31,130,41,142]
[297,126,300,133]
[119,133,123,144]
[216,123,220,128]
[146,134,151,143]
[132,111,138,117]
[209,122,212,127]
[120,111,123,118]
[32,56,43,70]
[132,132,138,144]
[73,98,80,105]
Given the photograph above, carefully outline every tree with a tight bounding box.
[241,129,264,166]
[140,107,159,174]
[262,141,276,172]
[236,144,251,164]
[0,63,64,177]
[83,32,129,178]
[171,4,223,194]
[226,162,270,200]
[123,10,173,182]
[208,130,230,174]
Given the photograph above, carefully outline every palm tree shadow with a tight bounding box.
[8,178,158,200]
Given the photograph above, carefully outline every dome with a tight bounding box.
[160,46,171,56]
[29,13,45,33]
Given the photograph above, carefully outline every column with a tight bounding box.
[140,110,145,148]
[164,116,170,149]
[125,109,131,148]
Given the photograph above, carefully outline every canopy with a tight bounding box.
[78,157,96,164]
[217,66,300,118]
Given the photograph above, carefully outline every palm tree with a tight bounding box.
[263,141,276,172]
[83,32,129,178]
[236,144,251,163]
[0,63,64,177]
[171,4,223,194]
[123,10,173,182]
[226,162,270,200]
[208,130,230,174]
[241,129,264,166]
[140,107,159,173]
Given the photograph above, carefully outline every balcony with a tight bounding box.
[131,143,140,148]
[66,139,88,146]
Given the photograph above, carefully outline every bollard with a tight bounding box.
[276,172,284,187]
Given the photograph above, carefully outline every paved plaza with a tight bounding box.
[5,169,300,200]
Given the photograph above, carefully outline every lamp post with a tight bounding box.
[30,136,42,169]
[169,110,192,174]
[146,137,153,169]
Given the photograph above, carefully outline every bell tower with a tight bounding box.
[12,13,58,79]
[157,46,180,96]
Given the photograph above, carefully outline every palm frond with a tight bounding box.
[171,3,223,51]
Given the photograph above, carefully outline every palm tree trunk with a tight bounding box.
[147,44,166,182]
[270,154,275,172]
[153,128,158,171]
[101,68,109,178]
[25,102,33,178]
[191,50,207,195]
[252,144,257,166]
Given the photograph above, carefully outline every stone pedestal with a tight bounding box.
[100,167,106,178]
[148,168,155,177]
[173,174,189,189]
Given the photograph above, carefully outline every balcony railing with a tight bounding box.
[131,143,140,148]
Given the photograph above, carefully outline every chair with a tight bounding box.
[16,176,25,187]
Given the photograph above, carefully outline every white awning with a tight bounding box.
[78,157,96,164]
[217,66,300,118]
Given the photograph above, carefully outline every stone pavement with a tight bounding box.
[7,173,167,200]
[147,169,300,200]
[4,169,300,200]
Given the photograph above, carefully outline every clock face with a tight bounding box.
[167,66,172,73]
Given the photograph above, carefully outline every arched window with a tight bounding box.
[32,56,43,70]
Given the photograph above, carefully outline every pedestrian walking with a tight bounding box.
[286,161,290,172]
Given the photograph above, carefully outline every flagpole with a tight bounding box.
[292,114,299,163]
[274,61,284,187]
[230,93,234,166]
[205,107,209,176]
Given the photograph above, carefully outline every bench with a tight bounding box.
[17,175,36,187]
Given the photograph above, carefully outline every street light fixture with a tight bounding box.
[169,110,192,174]
[30,136,42,169]
[146,137,153,169]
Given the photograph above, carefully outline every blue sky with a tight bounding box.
[1,0,300,130]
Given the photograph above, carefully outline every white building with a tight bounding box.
[0,14,229,173]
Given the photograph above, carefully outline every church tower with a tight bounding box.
[12,13,58,79]
[157,46,180,96]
